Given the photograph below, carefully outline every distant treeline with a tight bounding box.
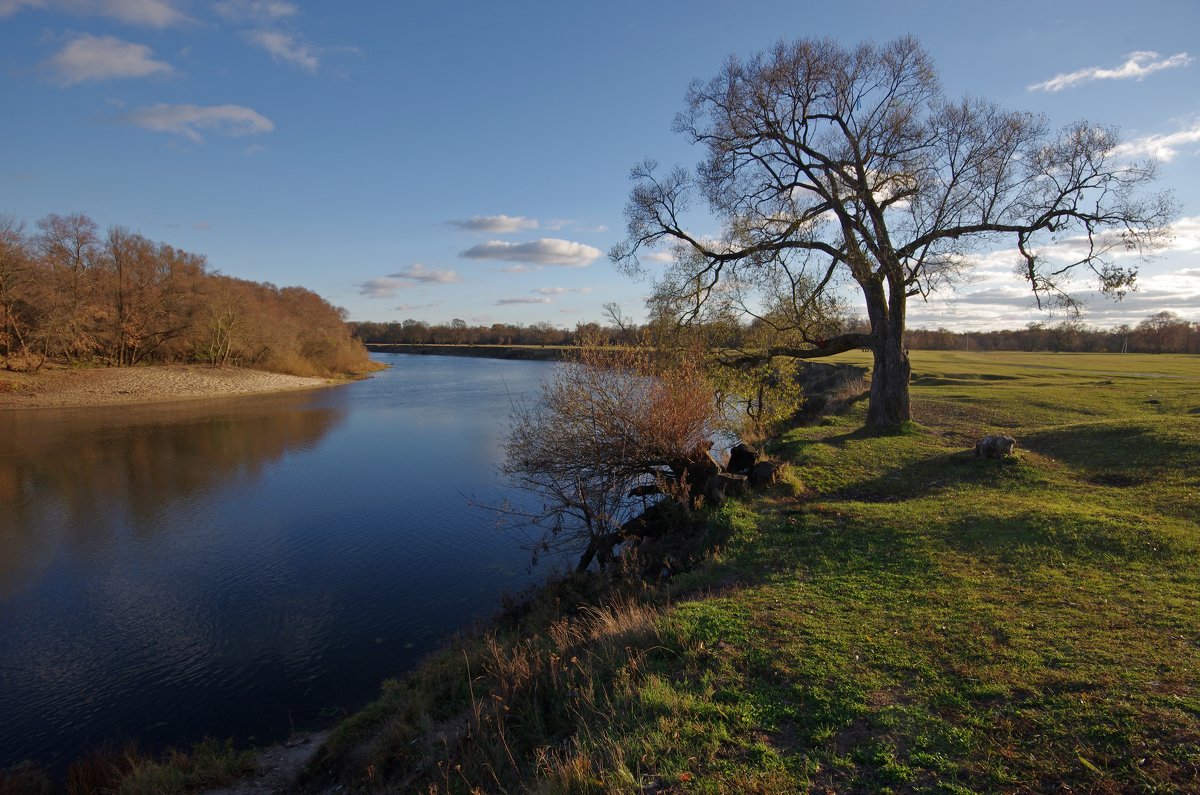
[349,318,584,348]
[906,313,1200,354]
[350,311,1200,355]
[1,213,372,376]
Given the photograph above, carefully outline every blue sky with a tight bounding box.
[1,0,1197,330]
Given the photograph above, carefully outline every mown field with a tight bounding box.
[308,352,1200,793]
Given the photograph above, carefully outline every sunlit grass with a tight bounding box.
[307,351,1200,793]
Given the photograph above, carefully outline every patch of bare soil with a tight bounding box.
[0,363,333,409]
[200,732,329,795]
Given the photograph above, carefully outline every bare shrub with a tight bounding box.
[501,340,718,572]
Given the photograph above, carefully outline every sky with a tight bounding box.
[1,0,1197,331]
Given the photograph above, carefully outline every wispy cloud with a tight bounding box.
[46,34,172,86]
[359,265,459,298]
[249,29,317,72]
[359,278,406,298]
[496,296,552,305]
[0,0,189,27]
[532,286,592,295]
[0,0,41,18]
[120,103,274,143]
[215,0,322,74]
[391,264,459,283]
[1029,51,1191,92]
[1110,119,1200,162]
[449,214,539,233]
[460,238,601,267]
[213,0,297,22]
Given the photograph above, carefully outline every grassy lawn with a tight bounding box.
[310,352,1200,793]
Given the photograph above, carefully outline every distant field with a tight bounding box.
[313,350,1200,793]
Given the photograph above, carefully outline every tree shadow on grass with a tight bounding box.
[686,500,939,598]
[936,510,1196,564]
[1021,423,1199,474]
[825,450,1037,504]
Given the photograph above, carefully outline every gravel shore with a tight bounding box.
[0,364,336,409]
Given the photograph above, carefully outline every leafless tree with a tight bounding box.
[0,215,37,366]
[36,212,101,362]
[613,36,1177,428]
[602,302,640,346]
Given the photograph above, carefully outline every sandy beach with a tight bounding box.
[0,364,337,409]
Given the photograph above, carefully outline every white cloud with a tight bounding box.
[390,264,459,283]
[46,34,172,86]
[533,286,591,295]
[496,296,552,305]
[0,0,187,26]
[1029,51,1192,92]
[1165,215,1200,252]
[908,222,1200,330]
[931,269,1200,328]
[460,238,601,267]
[213,0,298,22]
[1039,214,1200,260]
[120,103,274,143]
[359,265,459,298]
[449,214,539,233]
[642,251,675,264]
[498,264,537,274]
[249,29,318,73]
[359,279,402,298]
[1110,119,1200,162]
[951,215,1198,278]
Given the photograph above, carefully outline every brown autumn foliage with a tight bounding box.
[0,212,372,376]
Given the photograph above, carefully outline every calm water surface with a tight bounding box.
[0,354,556,769]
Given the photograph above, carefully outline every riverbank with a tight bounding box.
[0,363,343,409]
[303,351,1200,793]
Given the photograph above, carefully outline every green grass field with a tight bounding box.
[310,352,1200,793]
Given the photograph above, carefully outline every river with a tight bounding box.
[0,353,557,770]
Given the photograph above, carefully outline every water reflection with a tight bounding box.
[0,356,555,771]
[0,393,346,600]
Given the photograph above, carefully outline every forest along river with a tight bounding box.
[0,353,559,771]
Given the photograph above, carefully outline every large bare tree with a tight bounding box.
[613,36,1176,428]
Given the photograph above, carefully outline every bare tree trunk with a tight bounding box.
[867,331,911,427]
[864,275,911,428]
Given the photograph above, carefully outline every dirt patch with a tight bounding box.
[0,364,334,409]
[199,732,329,795]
